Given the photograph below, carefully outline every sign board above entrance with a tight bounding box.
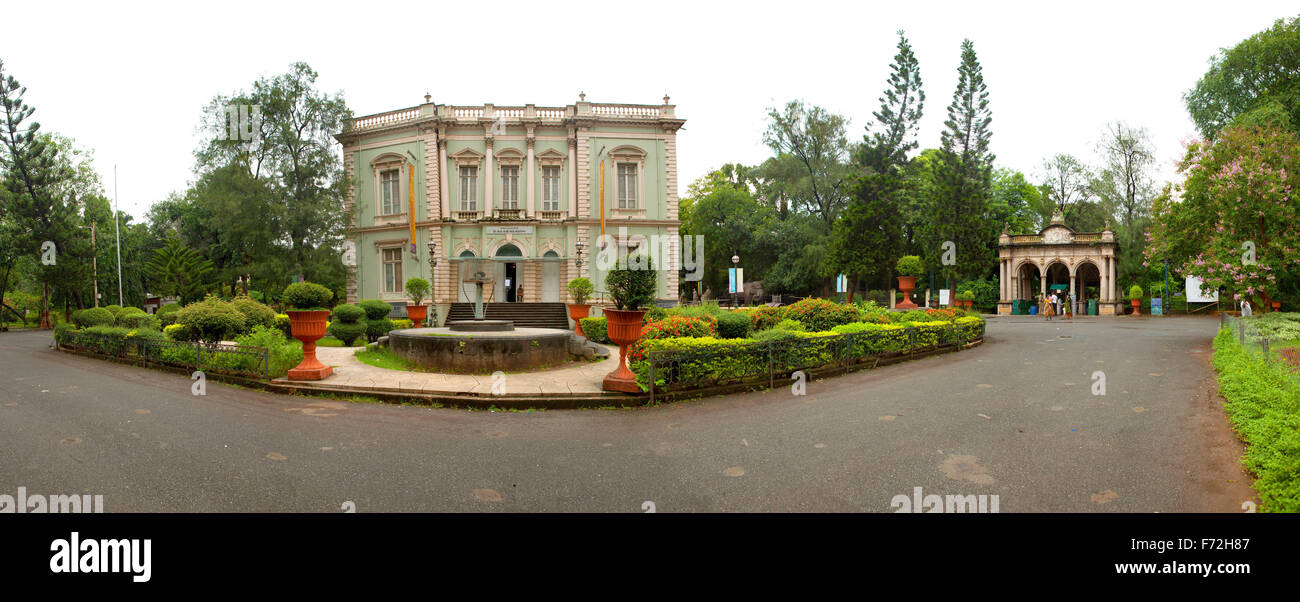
[485,225,535,236]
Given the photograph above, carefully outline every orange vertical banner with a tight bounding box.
[408,162,417,255]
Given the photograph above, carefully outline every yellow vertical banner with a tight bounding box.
[408,163,417,255]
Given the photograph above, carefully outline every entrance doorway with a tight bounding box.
[1075,261,1102,315]
[541,250,560,302]
[494,243,524,303]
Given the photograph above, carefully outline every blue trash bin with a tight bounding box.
[1029,304,1038,315]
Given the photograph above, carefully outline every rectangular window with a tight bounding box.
[382,248,403,293]
[459,166,477,211]
[617,163,637,209]
[542,166,560,211]
[380,169,401,215]
[500,166,519,209]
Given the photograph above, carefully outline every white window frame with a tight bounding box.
[370,154,407,222]
[542,166,561,211]
[500,166,520,209]
[459,166,477,211]
[380,169,401,215]
[617,162,638,209]
[379,245,406,296]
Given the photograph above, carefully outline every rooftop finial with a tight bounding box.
[663,93,671,104]
[424,92,431,103]
[579,91,586,102]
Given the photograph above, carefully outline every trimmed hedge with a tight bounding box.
[73,307,114,328]
[627,316,717,362]
[580,317,608,343]
[749,305,787,331]
[715,312,751,339]
[117,312,159,331]
[358,299,393,321]
[284,282,333,310]
[327,322,367,346]
[230,296,277,330]
[175,298,247,343]
[331,303,366,324]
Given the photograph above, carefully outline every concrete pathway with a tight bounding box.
[299,343,618,396]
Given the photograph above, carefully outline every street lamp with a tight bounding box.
[574,238,585,271]
[426,241,438,326]
[731,254,740,308]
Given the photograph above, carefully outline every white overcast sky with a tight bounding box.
[4,1,1296,221]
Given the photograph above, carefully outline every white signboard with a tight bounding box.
[1186,276,1218,302]
[485,225,534,236]
[939,289,950,306]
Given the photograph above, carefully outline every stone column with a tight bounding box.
[568,132,579,218]
[1040,267,1047,299]
[1109,255,1117,302]
[1000,260,1008,300]
[484,137,494,216]
[526,135,536,218]
[1070,272,1077,314]
[439,138,449,219]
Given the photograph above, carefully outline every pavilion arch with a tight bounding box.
[996,209,1122,316]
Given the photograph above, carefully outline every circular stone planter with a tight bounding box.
[387,327,571,374]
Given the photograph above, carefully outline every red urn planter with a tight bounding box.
[602,308,646,393]
[1271,301,1282,311]
[286,310,333,380]
[1131,299,1141,315]
[567,303,591,337]
[896,276,919,309]
[406,304,428,327]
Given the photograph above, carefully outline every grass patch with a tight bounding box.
[353,346,423,371]
[1212,327,1300,512]
[317,336,362,348]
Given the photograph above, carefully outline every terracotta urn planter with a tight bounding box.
[287,310,333,380]
[1271,301,1282,311]
[406,304,428,327]
[896,276,918,309]
[602,308,646,393]
[1131,299,1141,315]
[567,303,591,337]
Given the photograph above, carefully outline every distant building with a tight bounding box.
[335,94,685,320]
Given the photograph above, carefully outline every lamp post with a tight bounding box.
[731,254,740,308]
[426,241,438,326]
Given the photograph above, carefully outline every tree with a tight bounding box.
[761,100,852,231]
[1185,16,1300,140]
[0,60,83,327]
[1095,122,1156,228]
[1146,126,1300,311]
[923,39,996,283]
[680,170,778,296]
[146,237,215,304]
[829,31,924,298]
[989,168,1046,233]
[192,62,352,295]
[1039,153,1098,229]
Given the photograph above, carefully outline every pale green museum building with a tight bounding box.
[335,94,686,322]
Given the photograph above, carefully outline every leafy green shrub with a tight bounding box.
[273,314,291,338]
[752,328,800,343]
[176,297,247,343]
[405,278,430,305]
[234,326,304,378]
[627,316,717,362]
[606,254,657,310]
[163,323,192,340]
[1128,284,1144,300]
[104,304,124,318]
[580,317,608,343]
[715,312,751,339]
[853,300,891,324]
[73,307,114,328]
[158,302,181,315]
[283,281,333,310]
[331,303,366,324]
[1212,328,1300,511]
[630,337,768,390]
[358,299,394,321]
[391,318,414,330]
[642,306,669,325]
[749,305,787,331]
[230,296,277,331]
[117,312,159,331]
[773,319,806,332]
[783,297,860,331]
[158,311,179,327]
[567,277,594,304]
[365,318,395,342]
[895,255,924,277]
[327,321,367,346]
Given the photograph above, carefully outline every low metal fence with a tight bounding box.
[57,330,270,380]
[1222,313,1300,380]
[645,321,977,402]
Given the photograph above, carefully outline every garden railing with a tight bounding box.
[57,330,271,380]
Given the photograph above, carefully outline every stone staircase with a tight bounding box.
[446,302,571,330]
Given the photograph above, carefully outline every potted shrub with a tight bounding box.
[602,255,658,393]
[957,290,973,309]
[283,281,334,380]
[566,277,595,337]
[1128,284,1143,316]
[405,277,430,327]
[895,256,924,309]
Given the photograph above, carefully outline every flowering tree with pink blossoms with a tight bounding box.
[1146,126,1300,312]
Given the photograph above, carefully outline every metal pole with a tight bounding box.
[649,352,655,405]
[113,165,123,306]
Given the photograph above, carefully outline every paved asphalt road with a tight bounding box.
[0,316,1256,512]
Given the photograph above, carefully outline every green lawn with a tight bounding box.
[317,336,363,348]
[353,347,421,371]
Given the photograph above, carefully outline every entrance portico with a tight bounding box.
[996,210,1123,316]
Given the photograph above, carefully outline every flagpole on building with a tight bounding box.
[114,165,123,306]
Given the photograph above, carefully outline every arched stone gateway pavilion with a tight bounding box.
[996,210,1124,316]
